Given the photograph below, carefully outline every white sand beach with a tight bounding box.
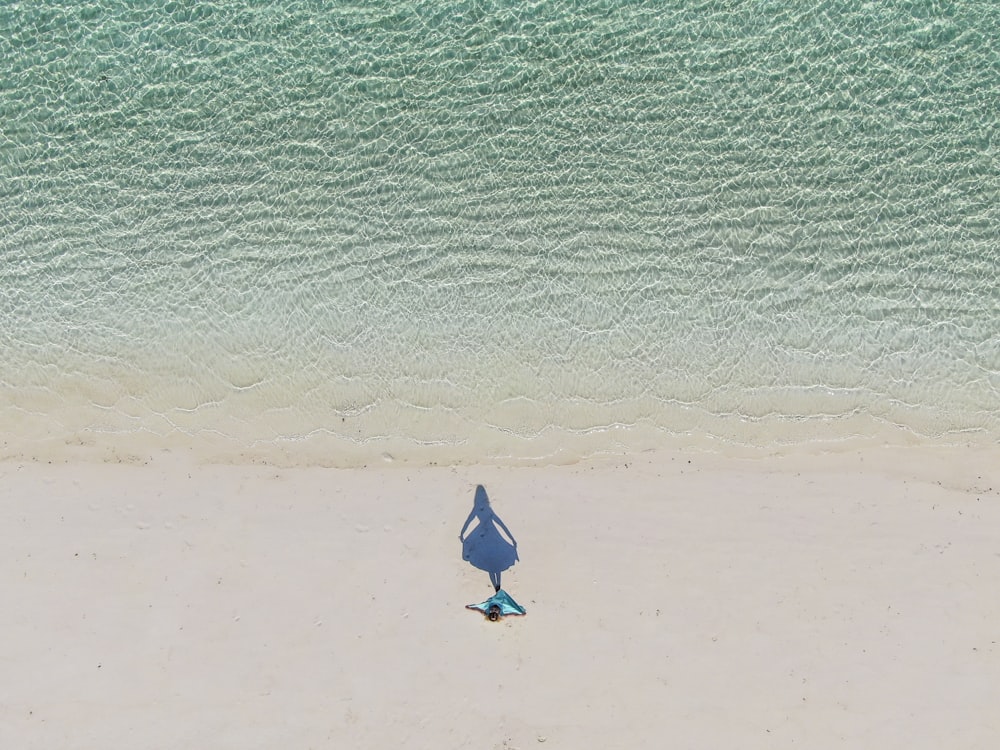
[2,446,999,748]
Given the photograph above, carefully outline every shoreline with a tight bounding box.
[2,414,998,469]
[3,445,999,747]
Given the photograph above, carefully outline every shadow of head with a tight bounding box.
[474,484,491,512]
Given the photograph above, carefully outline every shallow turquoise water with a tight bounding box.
[2,1,998,463]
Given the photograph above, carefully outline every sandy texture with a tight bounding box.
[2,447,999,748]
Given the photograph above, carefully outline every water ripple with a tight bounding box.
[1,0,998,463]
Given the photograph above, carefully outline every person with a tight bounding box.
[459,485,518,591]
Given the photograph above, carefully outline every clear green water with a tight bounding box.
[2,1,998,464]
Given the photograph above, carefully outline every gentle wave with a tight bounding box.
[1,0,998,464]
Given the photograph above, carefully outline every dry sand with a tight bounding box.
[2,446,999,748]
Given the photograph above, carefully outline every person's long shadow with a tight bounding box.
[459,485,519,591]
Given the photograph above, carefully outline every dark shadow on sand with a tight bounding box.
[459,485,519,591]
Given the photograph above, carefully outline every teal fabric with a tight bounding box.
[466,589,526,618]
